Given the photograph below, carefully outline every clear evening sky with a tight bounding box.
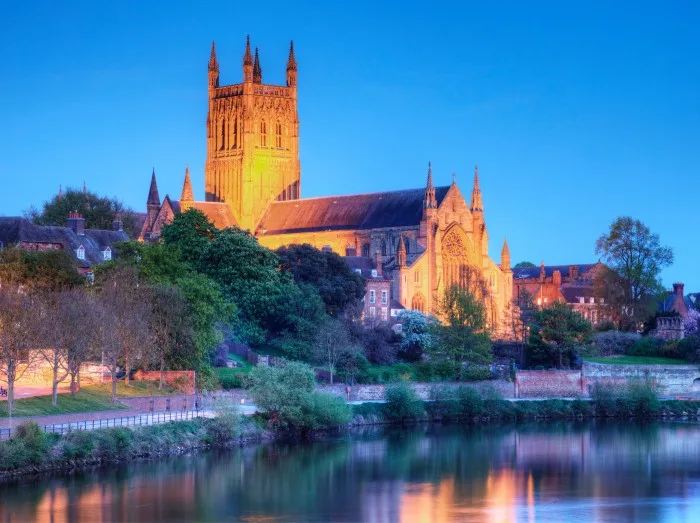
[1,1,698,290]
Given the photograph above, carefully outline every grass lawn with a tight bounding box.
[584,356,692,366]
[0,388,126,418]
[214,353,254,389]
[84,380,180,397]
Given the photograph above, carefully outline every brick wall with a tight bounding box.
[132,370,195,394]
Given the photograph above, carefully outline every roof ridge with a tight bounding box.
[269,185,451,204]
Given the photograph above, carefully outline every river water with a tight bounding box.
[2,422,700,522]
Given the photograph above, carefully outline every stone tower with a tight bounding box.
[205,36,301,231]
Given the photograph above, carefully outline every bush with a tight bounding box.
[358,363,415,384]
[594,331,641,356]
[677,333,700,362]
[592,380,659,417]
[455,386,484,417]
[205,402,241,444]
[13,422,53,464]
[627,337,662,357]
[384,382,424,421]
[460,365,492,382]
[414,360,457,382]
[310,392,352,428]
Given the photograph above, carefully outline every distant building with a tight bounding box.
[0,213,128,276]
[512,261,608,324]
[659,282,690,316]
[344,252,398,324]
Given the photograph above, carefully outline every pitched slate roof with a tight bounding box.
[560,285,596,304]
[0,217,128,269]
[170,200,237,229]
[343,256,390,281]
[256,186,451,235]
[512,263,598,280]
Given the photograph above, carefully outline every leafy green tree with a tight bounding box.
[311,318,355,384]
[528,301,592,368]
[0,247,84,290]
[247,361,350,434]
[277,244,365,316]
[25,187,140,238]
[432,286,493,374]
[514,261,536,268]
[161,209,218,267]
[595,216,673,328]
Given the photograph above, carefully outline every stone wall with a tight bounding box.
[515,370,583,398]
[318,380,515,401]
[514,363,700,398]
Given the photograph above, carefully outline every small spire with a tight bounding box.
[253,47,262,83]
[181,165,194,202]
[470,165,484,212]
[58,184,63,199]
[243,35,253,66]
[286,40,297,71]
[397,235,407,268]
[147,168,160,206]
[452,172,456,185]
[424,161,437,210]
[426,161,433,188]
[208,41,218,70]
[501,237,510,257]
[82,181,87,195]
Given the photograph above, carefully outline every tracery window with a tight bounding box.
[411,293,425,313]
[275,121,282,148]
[220,119,226,150]
[260,120,267,147]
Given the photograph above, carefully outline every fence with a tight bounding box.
[0,409,207,441]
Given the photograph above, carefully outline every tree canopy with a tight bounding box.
[527,301,592,368]
[514,261,536,268]
[0,247,84,290]
[25,187,140,239]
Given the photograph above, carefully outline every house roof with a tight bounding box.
[512,263,598,281]
[560,285,596,304]
[0,217,128,269]
[256,186,451,235]
[170,200,237,229]
[343,255,390,281]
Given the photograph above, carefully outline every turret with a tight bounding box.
[253,47,262,84]
[180,165,194,211]
[501,238,510,270]
[146,168,161,230]
[396,236,407,267]
[286,40,297,88]
[208,41,219,90]
[470,165,483,212]
[423,161,437,212]
[243,35,253,83]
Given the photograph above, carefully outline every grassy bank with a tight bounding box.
[0,409,264,478]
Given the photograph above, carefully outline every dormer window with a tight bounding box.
[354,269,362,275]
[589,297,595,304]
[76,245,85,260]
[579,297,585,304]
[103,247,112,261]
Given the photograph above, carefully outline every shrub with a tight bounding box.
[594,331,641,356]
[624,380,660,417]
[677,333,700,362]
[12,422,53,465]
[460,365,492,382]
[414,360,457,382]
[309,392,352,428]
[358,363,415,384]
[219,372,246,390]
[426,385,460,419]
[592,380,659,417]
[384,382,424,421]
[205,401,241,444]
[627,337,662,357]
[455,386,484,418]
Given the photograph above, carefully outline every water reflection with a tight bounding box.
[2,422,700,522]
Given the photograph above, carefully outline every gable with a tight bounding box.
[257,186,450,235]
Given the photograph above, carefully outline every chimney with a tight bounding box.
[539,261,545,283]
[553,270,562,287]
[67,211,85,236]
[570,265,579,280]
[673,282,685,297]
[375,250,383,277]
[112,214,123,232]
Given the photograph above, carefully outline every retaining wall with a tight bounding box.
[318,380,515,401]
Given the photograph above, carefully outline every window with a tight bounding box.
[391,309,400,318]
[220,119,226,150]
[579,297,585,304]
[393,322,402,331]
[600,297,605,304]
[232,117,237,148]
[543,298,548,304]
[369,290,376,304]
[275,121,282,148]
[381,307,388,321]
[354,269,362,275]
[76,245,85,260]
[381,290,388,305]
[369,307,376,318]
[414,271,420,283]
[537,298,542,306]
[371,269,378,277]
[103,247,112,261]
[361,243,370,258]
[381,240,387,256]
[260,120,267,146]
[589,297,595,304]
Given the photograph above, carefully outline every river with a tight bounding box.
[2,422,700,522]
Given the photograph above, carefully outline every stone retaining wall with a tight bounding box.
[318,380,515,401]
[515,370,583,398]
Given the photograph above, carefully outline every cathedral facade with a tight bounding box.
[140,37,513,334]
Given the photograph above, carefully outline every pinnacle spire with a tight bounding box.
[470,165,484,212]
[58,184,63,199]
[82,181,87,195]
[243,35,253,66]
[147,168,160,206]
[501,237,510,257]
[208,41,218,70]
[181,165,194,202]
[287,40,297,71]
[424,161,437,210]
[253,47,262,83]
[397,235,407,267]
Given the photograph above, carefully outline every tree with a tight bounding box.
[514,261,536,268]
[277,244,365,317]
[595,217,673,328]
[0,288,42,414]
[161,209,218,267]
[684,309,700,335]
[311,318,354,385]
[0,247,84,290]
[25,187,140,239]
[396,310,436,362]
[432,286,493,374]
[528,301,592,368]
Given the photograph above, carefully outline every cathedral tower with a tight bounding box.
[205,36,301,231]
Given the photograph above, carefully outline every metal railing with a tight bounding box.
[0,409,207,440]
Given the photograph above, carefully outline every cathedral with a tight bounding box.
[140,37,513,333]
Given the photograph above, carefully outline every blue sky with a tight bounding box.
[1,1,698,290]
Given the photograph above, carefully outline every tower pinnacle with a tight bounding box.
[286,40,297,87]
[253,47,262,83]
[208,41,218,70]
[243,35,253,82]
[470,165,484,212]
[397,235,407,267]
[147,168,160,206]
[501,237,511,270]
[181,165,194,202]
[424,161,437,210]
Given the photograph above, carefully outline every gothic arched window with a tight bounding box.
[260,120,267,147]
[275,121,282,148]
[381,239,387,256]
[220,119,226,150]
[232,117,237,148]
[361,243,370,258]
[411,293,425,313]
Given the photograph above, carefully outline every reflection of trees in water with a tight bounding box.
[2,422,700,522]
